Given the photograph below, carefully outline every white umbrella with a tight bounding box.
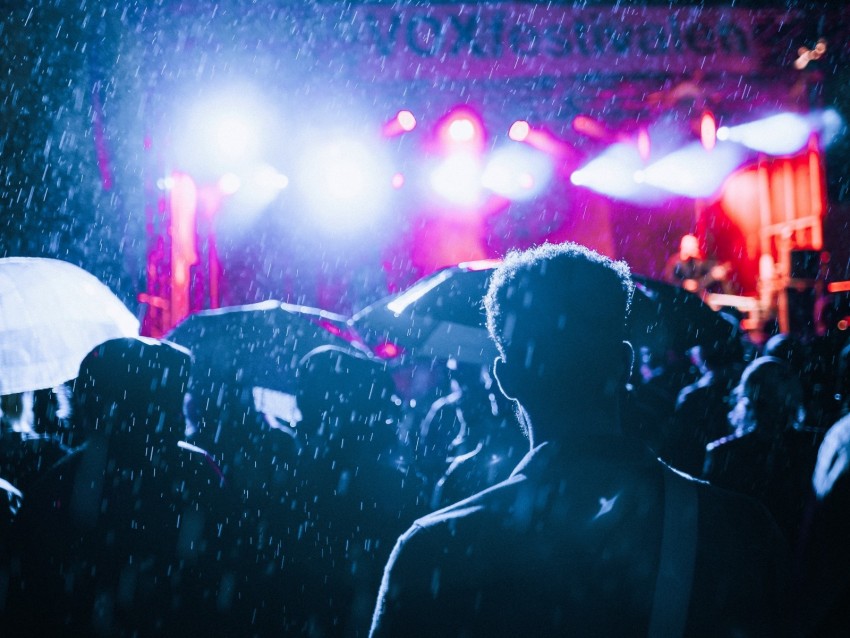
[0,257,139,395]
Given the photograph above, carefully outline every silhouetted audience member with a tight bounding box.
[0,390,70,494]
[183,370,302,634]
[703,356,819,545]
[659,335,744,476]
[293,345,427,636]
[795,413,850,636]
[6,338,230,636]
[425,360,526,510]
[371,242,788,638]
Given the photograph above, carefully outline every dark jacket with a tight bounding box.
[371,435,789,638]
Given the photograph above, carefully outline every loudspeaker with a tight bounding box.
[786,286,817,337]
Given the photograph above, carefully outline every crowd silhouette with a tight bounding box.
[1,241,849,637]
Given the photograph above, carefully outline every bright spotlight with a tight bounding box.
[482,145,553,201]
[700,111,717,151]
[448,118,476,143]
[212,115,257,162]
[436,107,486,152]
[218,173,242,195]
[721,113,812,155]
[397,110,417,132]
[716,126,730,141]
[254,165,289,191]
[430,153,483,206]
[383,109,417,137]
[641,142,747,198]
[174,84,277,176]
[509,120,531,142]
[570,143,652,201]
[298,139,392,231]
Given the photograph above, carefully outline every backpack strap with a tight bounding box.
[648,470,699,638]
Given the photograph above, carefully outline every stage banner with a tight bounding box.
[288,3,806,80]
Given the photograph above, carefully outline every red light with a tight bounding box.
[701,111,717,151]
[509,120,530,142]
[375,342,401,359]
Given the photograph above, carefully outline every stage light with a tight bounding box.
[254,165,289,191]
[430,152,483,206]
[298,139,392,232]
[569,143,651,201]
[383,109,418,137]
[716,126,730,141]
[436,106,486,153]
[637,128,651,160]
[174,84,277,176]
[218,173,241,195]
[392,173,405,189]
[700,111,717,151]
[572,115,610,140]
[640,142,747,198]
[509,120,531,142]
[398,110,417,132]
[482,145,553,201]
[718,113,811,155]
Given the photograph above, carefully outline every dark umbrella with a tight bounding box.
[352,264,737,367]
[166,300,363,395]
[350,261,500,366]
[629,275,738,354]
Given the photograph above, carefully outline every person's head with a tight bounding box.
[762,333,806,372]
[727,356,805,436]
[73,337,192,444]
[679,234,701,260]
[297,345,400,448]
[484,242,634,431]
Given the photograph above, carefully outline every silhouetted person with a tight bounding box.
[794,412,850,636]
[660,335,744,476]
[703,356,819,546]
[425,360,526,510]
[371,242,788,638]
[292,345,427,636]
[6,338,230,637]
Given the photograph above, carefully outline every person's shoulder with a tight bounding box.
[415,471,526,532]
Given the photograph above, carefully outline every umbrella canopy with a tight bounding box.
[350,261,500,366]
[0,257,140,395]
[629,275,738,354]
[351,263,737,367]
[165,300,361,395]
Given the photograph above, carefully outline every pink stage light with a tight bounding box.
[374,341,401,359]
[509,120,531,142]
[383,109,418,137]
[392,172,405,189]
[436,107,485,152]
[637,128,651,161]
[397,110,417,132]
[700,111,717,151]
